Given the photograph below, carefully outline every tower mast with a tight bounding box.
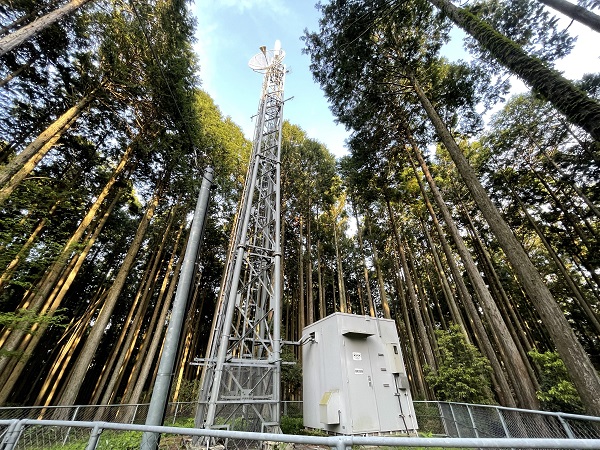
[195,41,286,436]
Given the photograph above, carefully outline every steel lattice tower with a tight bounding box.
[194,41,286,437]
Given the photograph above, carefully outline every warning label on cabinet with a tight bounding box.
[352,352,362,360]
[355,368,364,375]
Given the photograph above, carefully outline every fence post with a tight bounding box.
[497,407,511,438]
[85,424,103,450]
[449,403,461,437]
[467,405,479,438]
[62,405,81,445]
[172,403,180,425]
[132,404,139,424]
[437,402,450,437]
[558,414,576,439]
[334,435,351,450]
[2,419,24,450]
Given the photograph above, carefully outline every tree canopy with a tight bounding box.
[0,0,599,418]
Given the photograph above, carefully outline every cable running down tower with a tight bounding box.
[195,41,286,436]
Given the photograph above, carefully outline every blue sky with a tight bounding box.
[193,1,350,157]
[192,1,598,159]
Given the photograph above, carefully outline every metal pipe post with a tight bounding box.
[140,167,214,450]
[85,424,102,450]
[1,419,22,450]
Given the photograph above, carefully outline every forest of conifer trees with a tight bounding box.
[0,0,599,419]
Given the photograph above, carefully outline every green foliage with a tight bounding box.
[280,416,304,435]
[296,427,328,437]
[214,415,251,431]
[0,0,248,407]
[0,308,67,333]
[466,0,574,67]
[439,0,600,141]
[174,379,201,403]
[173,417,196,428]
[281,346,302,401]
[96,430,142,450]
[425,325,495,404]
[528,350,584,414]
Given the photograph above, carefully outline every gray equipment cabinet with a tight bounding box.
[302,313,418,435]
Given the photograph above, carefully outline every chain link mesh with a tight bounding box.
[414,401,600,439]
[567,417,600,439]
[9,423,93,449]
[1,401,600,449]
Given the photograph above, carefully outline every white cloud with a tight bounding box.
[191,2,349,160]
[193,22,219,97]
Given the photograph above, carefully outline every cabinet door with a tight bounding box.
[343,336,379,433]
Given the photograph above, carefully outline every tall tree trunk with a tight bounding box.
[333,218,347,313]
[34,288,106,406]
[306,204,314,325]
[424,267,448,330]
[316,240,326,320]
[391,254,427,398]
[120,223,185,405]
[0,191,119,403]
[0,0,93,56]
[90,258,155,405]
[424,0,600,141]
[504,179,600,335]
[420,218,464,331]
[540,150,600,220]
[0,200,59,290]
[96,211,181,406]
[0,0,63,35]
[570,252,600,301]
[405,142,517,407]
[536,0,600,33]
[331,272,337,313]
[404,235,439,356]
[298,217,306,331]
[406,140,537,407]
[126,274,175,403]
[412,76,600,415]
[354,209,375,317]
[57,179,162,406]
[462,204,540,390]
[530,164,596,249]
[0,147,131,375]
[171,315,195,403]
[384,196,436,370]
[366,215,391,319]
[0,90,97,204]
[89,247,164,404]
[124,236,186,406]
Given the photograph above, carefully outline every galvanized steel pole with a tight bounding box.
[140,167,214,450]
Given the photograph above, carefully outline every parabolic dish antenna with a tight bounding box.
[248,40,285,72]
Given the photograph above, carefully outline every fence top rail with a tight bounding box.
[414,401,600,422]
[0,401,201,412]
[1,418,600,449]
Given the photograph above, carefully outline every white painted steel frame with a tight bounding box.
[195,47,285,435]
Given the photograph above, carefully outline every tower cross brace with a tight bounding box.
[195,42,286,438]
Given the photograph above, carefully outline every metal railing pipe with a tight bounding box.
[4,418,600,449]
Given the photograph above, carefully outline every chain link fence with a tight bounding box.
[2,418,600,450]
[414,401,600,439]
[0,402,201,425]
[1,401,600,449]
